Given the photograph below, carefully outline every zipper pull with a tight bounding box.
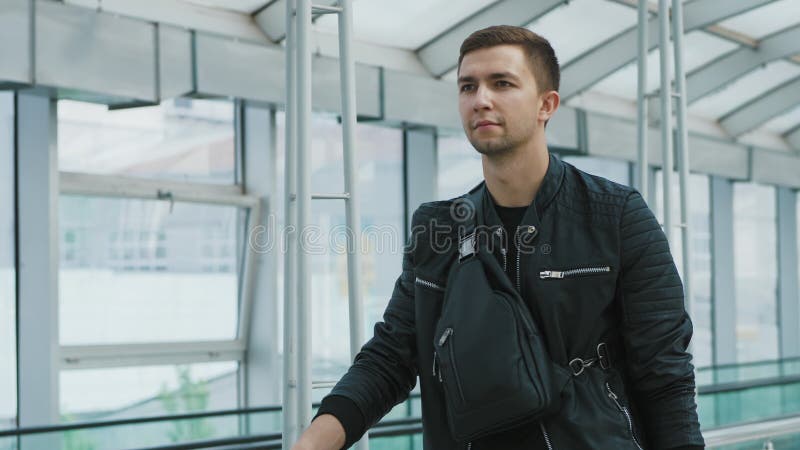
[432,351,439,379]
[438,328,453,346]
[606,382,618,400]
[540,270,564,279]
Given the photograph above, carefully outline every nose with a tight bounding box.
[472,85,492,111]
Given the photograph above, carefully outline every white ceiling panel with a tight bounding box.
[184,0,267,14]
[690,60,800,118]
[525,0,637,65]
[591,30,738,100]
[312,0,495,49]
[717,0,800,39]
[762,103,800,134]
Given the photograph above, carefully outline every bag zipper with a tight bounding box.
[605,382,644,450]
[540,421,554,450]
[539,266,611,279]
[438,328,467,404]
[415,276,445,291]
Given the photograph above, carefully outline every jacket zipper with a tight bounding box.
[539,422,554,450]
[415,276,445,291]
[539,266,611,279]
[605,382,644,450]
[515,226,522,293]
[496,227,507,272]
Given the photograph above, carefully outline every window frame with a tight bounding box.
[56,171,261,372]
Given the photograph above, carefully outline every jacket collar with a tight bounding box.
[466,153,564,229]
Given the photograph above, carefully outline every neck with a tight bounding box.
[482,134,549,207]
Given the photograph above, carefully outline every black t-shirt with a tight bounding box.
[494,204,527,281]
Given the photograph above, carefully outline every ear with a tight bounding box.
[538,90,560,123]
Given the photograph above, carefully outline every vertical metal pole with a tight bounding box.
[637,0,649,201]
[672,0,694,354]
[337,1,369,449]
[282,0,299,446]
[658,0,674,242]
[295,0,314,434]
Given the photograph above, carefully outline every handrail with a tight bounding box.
[696,355,800,372]
[130,422,425,450]
[698,373,800,395]
[0,405,281,438]
[131,414,800,450]
[704,413,800,448]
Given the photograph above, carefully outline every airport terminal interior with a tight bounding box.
[2,0,800,448]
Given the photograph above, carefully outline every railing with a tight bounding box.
[3,368,800,450]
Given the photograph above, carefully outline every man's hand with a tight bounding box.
[291,414,347,450]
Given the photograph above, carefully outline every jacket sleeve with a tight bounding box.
[618,191,705,450]
[315,221,419,448]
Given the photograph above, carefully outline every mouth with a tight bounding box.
[474,120,500,130]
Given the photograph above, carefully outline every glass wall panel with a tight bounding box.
[733,183,778,363]
[58,99,235,184]
[275,112,404,382]
[437,133,482,200]
[654,171,713,368]
[0,92,16,431]
[561,155,630,185]
[59,196,243,345]
[60,362,238,427]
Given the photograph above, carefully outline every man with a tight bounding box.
[293,25,704,449]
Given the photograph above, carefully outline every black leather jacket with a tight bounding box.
[318,154,705,449]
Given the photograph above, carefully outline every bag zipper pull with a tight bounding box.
[438,328,453,346]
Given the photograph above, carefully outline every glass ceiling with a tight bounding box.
[72,0,800,151]
[717,0,800,40]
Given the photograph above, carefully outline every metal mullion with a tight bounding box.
[59,172,256,208]
[60,340,245,370]
[59,349,245,371]
[60,339,245,358]
[236,200,262,346]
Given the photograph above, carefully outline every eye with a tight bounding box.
[496,80,512,87]
[459,84,475,93]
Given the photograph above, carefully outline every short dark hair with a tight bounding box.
[458,25,560,93]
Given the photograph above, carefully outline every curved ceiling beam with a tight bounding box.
[253,0,338,42]
[719,75,800,136]
[687,24,800,103]
[785,124,800,150]
[415,0,566,78]
[560,0,777,100]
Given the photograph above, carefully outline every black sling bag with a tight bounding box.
[431,197,571,443]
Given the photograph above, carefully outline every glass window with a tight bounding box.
[58,98,236,184]
[561,155,630,186]
[59,196,244,345]
[60,362,238,423]
[437,133,482,200]
[275,112,404,381]
[733,183,778,363]
[0,92,16,431]
[654,171,713,368]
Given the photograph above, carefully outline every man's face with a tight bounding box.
[457,45,544,156]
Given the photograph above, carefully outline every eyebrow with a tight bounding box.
[457,72,521,84]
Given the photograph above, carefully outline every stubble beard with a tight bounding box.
[469,132,517,156]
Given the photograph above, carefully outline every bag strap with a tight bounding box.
[454,195,478,261]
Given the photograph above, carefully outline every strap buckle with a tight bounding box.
[568,357,596,376]
[596,342,610,370]
[458,232,476,261]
